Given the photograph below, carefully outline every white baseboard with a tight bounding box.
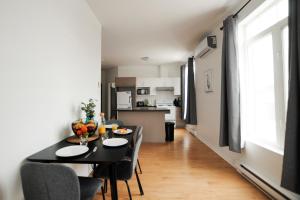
[237,164,290,200]
[185,125,299,200]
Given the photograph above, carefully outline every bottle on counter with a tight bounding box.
[98,112,106,135]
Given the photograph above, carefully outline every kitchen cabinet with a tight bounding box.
[115,77,136,87]
[149,87,157,95]
[148,78,159,95]
[136,78,158,95]
[158,78,172,87]
[157,78,181,95]
[136,77,180,95]
[173,77,181,95]
[136,78,146,87]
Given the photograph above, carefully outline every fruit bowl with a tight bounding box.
[71,119,98,137]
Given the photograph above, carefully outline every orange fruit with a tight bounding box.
[77,130,83,135]
[81,125,88,133]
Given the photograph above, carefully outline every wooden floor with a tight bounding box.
[94,129,268,200]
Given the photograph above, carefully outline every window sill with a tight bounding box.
[245,138,284,156]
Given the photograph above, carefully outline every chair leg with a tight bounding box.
[137,159,142,174]
[104,179,108,193]
[135,168,144,195]
[101,186,106,200]
[125,180,132,200]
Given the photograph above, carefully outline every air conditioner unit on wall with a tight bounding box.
[194,35,217,58]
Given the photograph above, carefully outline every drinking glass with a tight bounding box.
[112,124,118,131]
[101,131,109,142]
[80,135,88,146]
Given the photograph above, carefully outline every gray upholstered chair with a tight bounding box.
[94,127,144,200]
[21,162,105,200]
[106,119,143,174]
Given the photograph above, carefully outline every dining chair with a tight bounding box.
[94,127,144,200]
[102,119,125,192]
[133,127,143,175]
[20,162,105,200]
[106,119,143,175]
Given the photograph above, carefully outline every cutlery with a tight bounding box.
[84,146,97,158]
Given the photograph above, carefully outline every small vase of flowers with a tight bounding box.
[81,99,96,122]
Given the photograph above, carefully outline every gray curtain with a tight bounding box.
[181,65,186,120]
[281,0,300,194]
[185,57,197,124]
[219,15,241,153]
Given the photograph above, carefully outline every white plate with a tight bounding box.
[103,138,128,147]
[105,124,119,129]
[113,128,133,135]
[55,145,89,157]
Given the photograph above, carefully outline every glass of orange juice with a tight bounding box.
[99,125,106,135]
[99,125,108,141]
[112,124,118,131]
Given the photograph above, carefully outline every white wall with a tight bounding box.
[159,63,181,77]
[190,1,300,199]
[118,65,160,77]
[190,26,242,166]
[0,0,101,199]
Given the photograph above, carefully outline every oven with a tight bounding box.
[156,100,176,124]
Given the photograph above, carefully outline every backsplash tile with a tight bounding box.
[136,91,180,106]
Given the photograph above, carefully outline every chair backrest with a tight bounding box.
[21,162,80,200]
[130,126,141,147]
[131,126,143,175]
[106,119,124,126]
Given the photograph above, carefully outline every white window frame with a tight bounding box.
[238,1,288,152]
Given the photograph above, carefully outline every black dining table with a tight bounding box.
[26,125,139,200]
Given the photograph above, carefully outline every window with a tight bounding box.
[238,0,288,151]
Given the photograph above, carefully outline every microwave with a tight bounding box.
[137,87,150,95]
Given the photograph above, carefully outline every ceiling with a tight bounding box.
[87,0,244,67]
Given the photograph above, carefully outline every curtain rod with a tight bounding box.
[220,0,252,31]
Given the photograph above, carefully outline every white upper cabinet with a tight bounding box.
[136,77,157,95]
[173,77,181,95]
[145,78,158,95]
[136,78,145,87]
[136,77,180,95]
[157,78,180,95]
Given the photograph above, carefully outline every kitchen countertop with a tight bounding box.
[117,107,170,113]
